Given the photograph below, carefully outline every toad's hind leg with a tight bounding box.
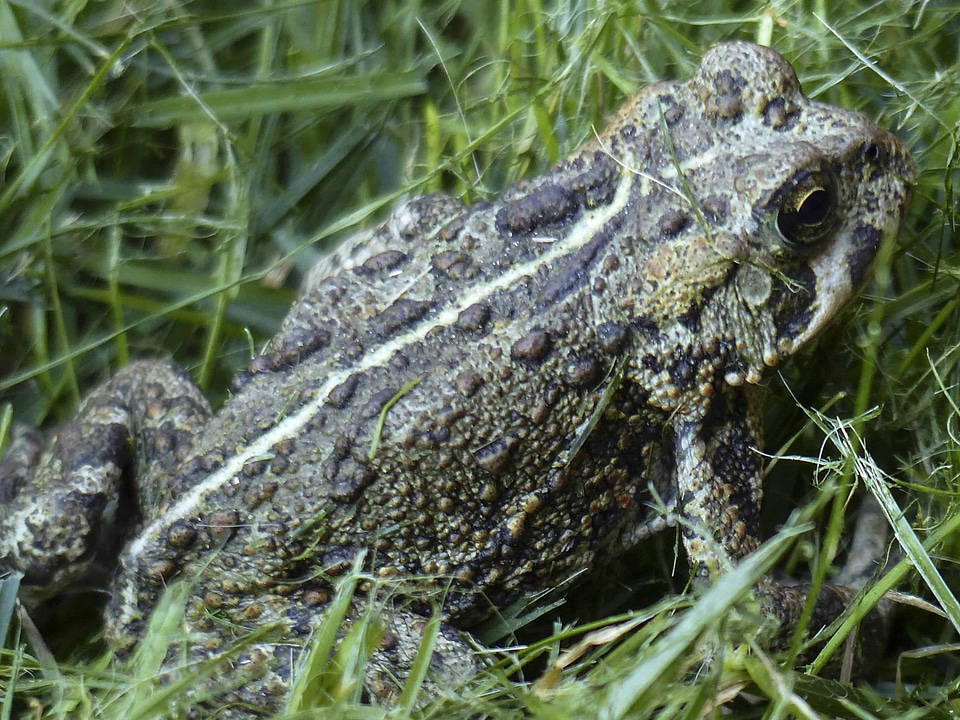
[0,361,210,602]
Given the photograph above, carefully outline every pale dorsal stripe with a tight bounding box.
[125,172,639,558]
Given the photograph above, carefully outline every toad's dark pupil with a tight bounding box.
[777,179,836,246]
[796,188,831,225]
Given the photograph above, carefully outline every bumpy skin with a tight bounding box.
[1,43,913,714]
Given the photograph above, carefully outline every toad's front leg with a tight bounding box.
[673,384,889,660]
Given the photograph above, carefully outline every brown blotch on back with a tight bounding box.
[511,329,552,362]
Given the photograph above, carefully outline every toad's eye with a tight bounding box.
[775,170,838,249]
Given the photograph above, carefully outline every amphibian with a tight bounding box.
[0,42,913,715]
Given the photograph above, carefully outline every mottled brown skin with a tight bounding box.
[1,43,913,714]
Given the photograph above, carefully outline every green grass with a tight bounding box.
[1,0,959,718]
